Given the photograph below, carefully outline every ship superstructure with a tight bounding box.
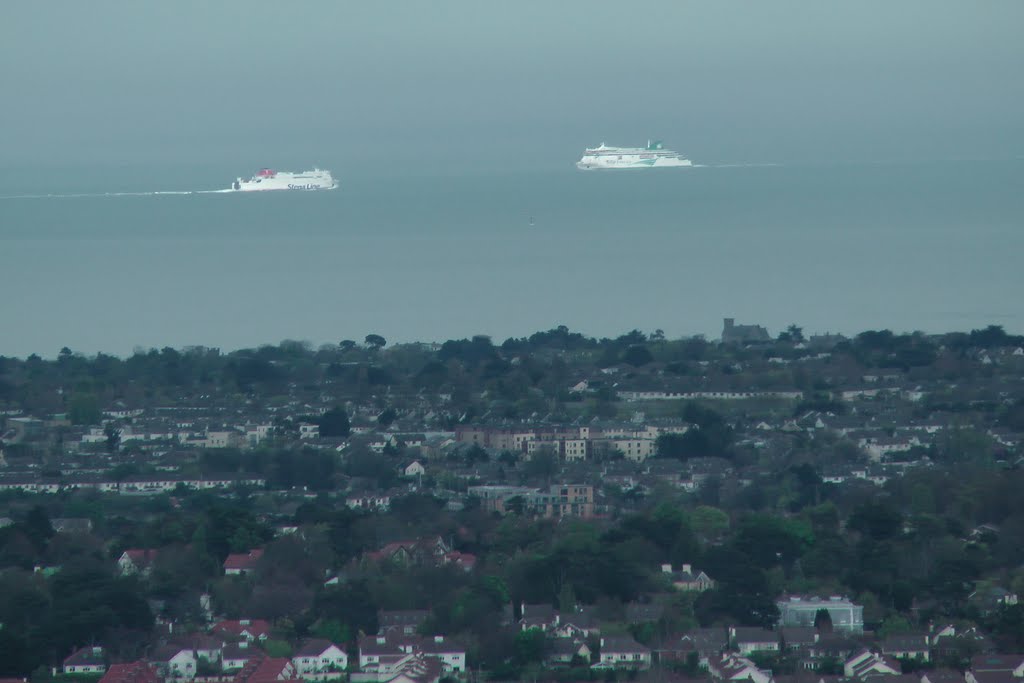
[576,141,692,170]
[230,168,337,191]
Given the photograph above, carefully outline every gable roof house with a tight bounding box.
[780,627,819,652]
[213,618,272,642]
[662,563,715,592]
[546,639,592,668]
[358,634,466,674]
[117,549,159,577]
[519,603,560,632]
[707,652,772,683]
[967,655,1024,682]
[731,627,780,655]
[882,634,931,662]
[97,662,159,683]
[594,637,652,670]
[844,649,902,679]
[222,642,257,671]
[148,645,197,679]
[379,610,430,636]
[224,549,264,575]
[63,646,107,675]
[292,639,348,675]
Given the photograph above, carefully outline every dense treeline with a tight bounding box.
[3,325,1023,426]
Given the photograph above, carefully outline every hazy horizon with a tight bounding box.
[4,2,1023,170]
[2,2,1023,359]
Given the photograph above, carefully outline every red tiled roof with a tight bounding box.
[98,662,158,683]
[122,549,159,566]
[214,618,272,638]
[224,548,264,571]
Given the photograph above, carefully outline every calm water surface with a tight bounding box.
[1,160,1021,357]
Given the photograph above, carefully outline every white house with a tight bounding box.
[151,646,197,679]
[403,461,426,478]
[421,636,466,672]
[594,637,651,670]
[292,639,348,674]
[63,646,106,675]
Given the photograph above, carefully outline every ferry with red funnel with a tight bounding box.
[230,168,337,192]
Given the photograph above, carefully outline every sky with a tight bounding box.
[3,1,1023,171]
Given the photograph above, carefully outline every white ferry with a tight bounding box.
[230,168,337,191]
[576,141,692,170]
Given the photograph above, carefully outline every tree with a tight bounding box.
[68,393,101,426]
[814,608,833,633]
[104,424,121,453]
[621,345,654,367]
[364,334,387,350]
[778,324,805,343]
[318,407,351,438]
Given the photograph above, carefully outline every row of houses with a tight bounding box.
[0,475,266,495]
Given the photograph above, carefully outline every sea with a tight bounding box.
[1,159,1022,358]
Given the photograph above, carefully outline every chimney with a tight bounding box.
[682,563,692,575]
[661,564,673,574]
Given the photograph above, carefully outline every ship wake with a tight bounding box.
[0,188,236,200]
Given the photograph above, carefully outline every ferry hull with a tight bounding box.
[576,159,693,170]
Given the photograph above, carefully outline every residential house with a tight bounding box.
[968,655,1024,682]
[378,610,430,636]
[921,670,968,683]
[176,634,222,668]
[519,603,560,632]
[221,642,257,671]
[97,662,159,683]
[844,649,901,678]
[117,549,159,577]
[707,652,772,683]
[358,634,465,674]
[234,657,298,683]
[149,645,197,679]
[367,537,452,568]
[212,618,272,642]
[403,461,426,478]
[419,636,466,672]
[780,627,818,652]
[63,646,106,675]
[223,549,264,575]
[883,634,931,662]
[292,639,348,675]
[346,493,392,511]
[552,608,600,639]
[546,639,592,668]
[731,628,779,655]
[350,652,442,683]
[595,636,652,670]
[661,563,715,592]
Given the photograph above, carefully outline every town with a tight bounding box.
[0,321,1022,683]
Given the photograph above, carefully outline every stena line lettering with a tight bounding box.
[287,183,319,190]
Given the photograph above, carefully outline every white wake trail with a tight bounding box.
[0,188,235,200]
